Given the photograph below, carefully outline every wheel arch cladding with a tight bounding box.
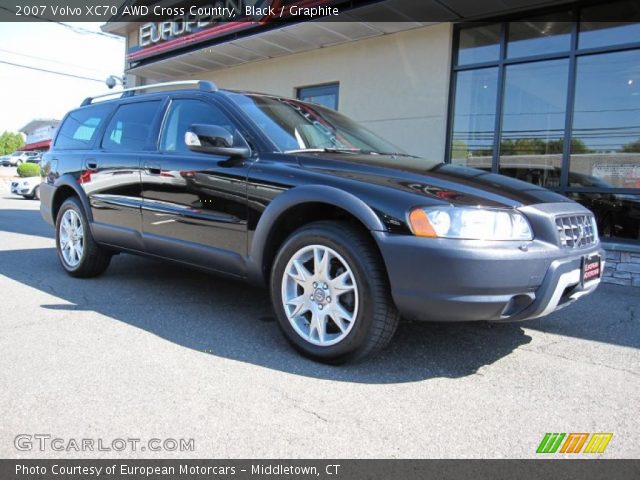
[248,185,387,285]
[52,177,92,222]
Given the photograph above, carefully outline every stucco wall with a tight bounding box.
[183,23,453,161]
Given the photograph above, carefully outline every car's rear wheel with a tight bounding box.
[270,221,399,363]
[55,197,111,278]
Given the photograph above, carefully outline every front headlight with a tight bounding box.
[408,206,533,241]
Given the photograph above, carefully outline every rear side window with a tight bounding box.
[102,101,161,151]
[55,104,112,150]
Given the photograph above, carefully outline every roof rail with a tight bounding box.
[80,80,218,106]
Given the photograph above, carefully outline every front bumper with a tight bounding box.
[11,182,31,196]
[374,232,603,322]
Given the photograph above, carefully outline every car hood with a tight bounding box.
[295,153,570,208]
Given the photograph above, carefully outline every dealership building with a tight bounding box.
[18,118,60,152]
[103,0,640,285]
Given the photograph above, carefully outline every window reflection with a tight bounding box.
[570,50,640,189]
[569,192,640,239]
[498,60,569,187]
[507,13,573,58]
[449,68,498,169]
[579,1,640,49]
[458,24,501,65]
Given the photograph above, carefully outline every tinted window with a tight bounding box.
[507,13,572,58]
[570,50,640,190]
[102,101,160,151]
[579,1,640,49]
[499,59,569,188]
[457,24,501,65]
[297,83,339,110]
[55,104,112,150]
[160,99,234,153]
[449,67,499,168]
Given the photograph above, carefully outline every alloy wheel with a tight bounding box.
[59,209,84,268]
[281,245,359,346]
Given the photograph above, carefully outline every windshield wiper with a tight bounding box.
[284,148,420,158]
[366,151,420,158]
[284,148,362,154]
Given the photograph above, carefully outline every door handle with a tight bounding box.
[86,160,97,169]
[144,162,161,175]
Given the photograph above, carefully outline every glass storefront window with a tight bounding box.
[449,68,498,169]
[499,60,569,187]
[450,4,640,243]
[457,24,501,65]
[579,1,640,49]
[569,50,640,190]
[507,14,573,58]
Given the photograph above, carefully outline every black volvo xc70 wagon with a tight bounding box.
[40,80,604,363]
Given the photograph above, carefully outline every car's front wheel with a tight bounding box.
[55,197,111,278]
[270,221,399,363]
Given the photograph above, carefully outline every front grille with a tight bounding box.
[555,214,597,249]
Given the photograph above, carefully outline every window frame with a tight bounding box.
[446,3,640,196]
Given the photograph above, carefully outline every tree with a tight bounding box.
[622,138,640,153]
[451,139,469,160]
[500,137,592,155]
[0,131,25,155]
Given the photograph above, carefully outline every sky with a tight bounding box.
[0,22,125,133]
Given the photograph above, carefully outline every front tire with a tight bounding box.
[55,197,111,278]
[270,221,399,363]
[32,185,40,200]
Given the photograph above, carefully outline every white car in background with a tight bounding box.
[11,177,41,200]
[2,151,39,166]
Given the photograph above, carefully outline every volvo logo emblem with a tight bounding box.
[313,288,326,304]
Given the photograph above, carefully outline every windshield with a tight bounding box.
[11,152,23,156]
[228,93,408,155]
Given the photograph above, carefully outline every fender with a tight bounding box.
[246,185,386,285]
[52,174,93,222]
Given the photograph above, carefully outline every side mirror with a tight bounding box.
[184,124,250,158]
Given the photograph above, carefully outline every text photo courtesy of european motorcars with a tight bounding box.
[40,80,603,364]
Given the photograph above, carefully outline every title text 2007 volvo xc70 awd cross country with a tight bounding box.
[40,80,604,363]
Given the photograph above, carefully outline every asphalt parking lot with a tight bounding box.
[0,180,638,459]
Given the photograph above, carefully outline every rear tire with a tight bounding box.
[270,221,399,364]
[55,197,111,278]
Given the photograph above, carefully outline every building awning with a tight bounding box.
[126,20,433,81]
[18,140,51,151]
[107,0,575,82]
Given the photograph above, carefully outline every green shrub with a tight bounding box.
[17,162,40,178]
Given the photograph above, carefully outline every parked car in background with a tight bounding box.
[26,152,43,164]
[1,151,39,166]
[40,80,604,363]
[11,176,41,200]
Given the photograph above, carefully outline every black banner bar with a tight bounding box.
[1,459,640,480]
[1,0,639,23]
